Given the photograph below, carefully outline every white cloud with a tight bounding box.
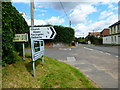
[74,14,118,37]
[38,13,45,17]
[70,4,97,24]
[46,16,64,25]
[27,19,47,25]
[74,24,88,37]
[26,16,64,25]
[11,0,119,3]
[99,11,113,19]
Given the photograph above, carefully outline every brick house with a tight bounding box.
[89,32,101,37]
[100,28,110,37]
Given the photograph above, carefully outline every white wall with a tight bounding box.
[103,36,111,44]
[103,35,120,45]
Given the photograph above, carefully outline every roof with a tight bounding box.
[101,28,110,37]
[89,32,101,36]
[109,20,120,27]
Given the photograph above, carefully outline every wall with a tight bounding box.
[103,36,111,44]
[53,43,69,47]
[103,35,120,45]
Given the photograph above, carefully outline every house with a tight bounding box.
[103,20,120,45]
[89,32,101,37]
[100,28,110,37]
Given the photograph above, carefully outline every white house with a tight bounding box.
[103,20,120,45]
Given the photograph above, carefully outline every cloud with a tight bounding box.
[69,4,97,24]
[11,0,119,3]
[26,16,64,25]
[99,11,113,19]
[74,14,118,37]
[38,13,45,17]
[27,19,47,25]
[46,16,64,25]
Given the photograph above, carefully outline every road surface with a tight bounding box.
[25,44,118,88]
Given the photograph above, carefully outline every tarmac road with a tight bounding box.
[25,44,118,88]
[45,44,118,88]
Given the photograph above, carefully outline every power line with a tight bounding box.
[59,0,71,27]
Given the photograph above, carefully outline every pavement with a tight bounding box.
[25,44,119,88]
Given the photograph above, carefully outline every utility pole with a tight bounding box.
[31,0,34,26]
[93,30,94,36]
[69,20,71,27]
[30,0,35,78]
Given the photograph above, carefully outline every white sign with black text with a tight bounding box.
[30,26,56,39]
[31,39,44,61]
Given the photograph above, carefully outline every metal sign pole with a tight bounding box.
[22,43,25,60]
[42,55,44,66]
[30,0,35,77]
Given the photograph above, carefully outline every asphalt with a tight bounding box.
[25,44,118,88]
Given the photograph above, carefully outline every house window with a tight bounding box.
[118,24,120,33]
[114,36,116,42]
[111,36,113,43]
[114,26,116,33]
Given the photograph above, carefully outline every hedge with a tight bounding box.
[2,2,29,65]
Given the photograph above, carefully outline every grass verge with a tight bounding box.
[2,53,100,88]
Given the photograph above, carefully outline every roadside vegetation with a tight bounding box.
[2,2,99,89]
[2,53,99,88]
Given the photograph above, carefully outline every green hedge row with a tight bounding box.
[34,25,75,44]
[2,2,29,65]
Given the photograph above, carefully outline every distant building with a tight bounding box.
[89,32,101,37]
[103,20,120,45]
[100,28,110,37]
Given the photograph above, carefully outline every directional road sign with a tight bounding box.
[31,39,44,61]
[13,33,28,42]
[30,26,56,39]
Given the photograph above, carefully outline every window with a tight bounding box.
[118,24,120,33]
[41,41,43,46]
[114,36,116,42]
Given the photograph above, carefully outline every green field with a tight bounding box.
[2,54,99,88]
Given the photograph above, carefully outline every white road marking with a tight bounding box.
[59,48,72,50]
[67,57,76,62]
[105,53,111,55]
[99,51,104,53]
[84,47,93,51]
[116,56,118,58]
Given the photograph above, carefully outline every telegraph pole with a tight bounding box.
[31,0,34,26]
[30,0,35,77]
[69,20,71,27]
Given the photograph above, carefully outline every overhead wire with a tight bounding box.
[59,0,71,27]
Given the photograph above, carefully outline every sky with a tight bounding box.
[11,0,119,37]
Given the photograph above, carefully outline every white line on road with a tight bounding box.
[99,51,104,53]
[84,47,94,51]
[115,56,118,58]
[105,53,111,55]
